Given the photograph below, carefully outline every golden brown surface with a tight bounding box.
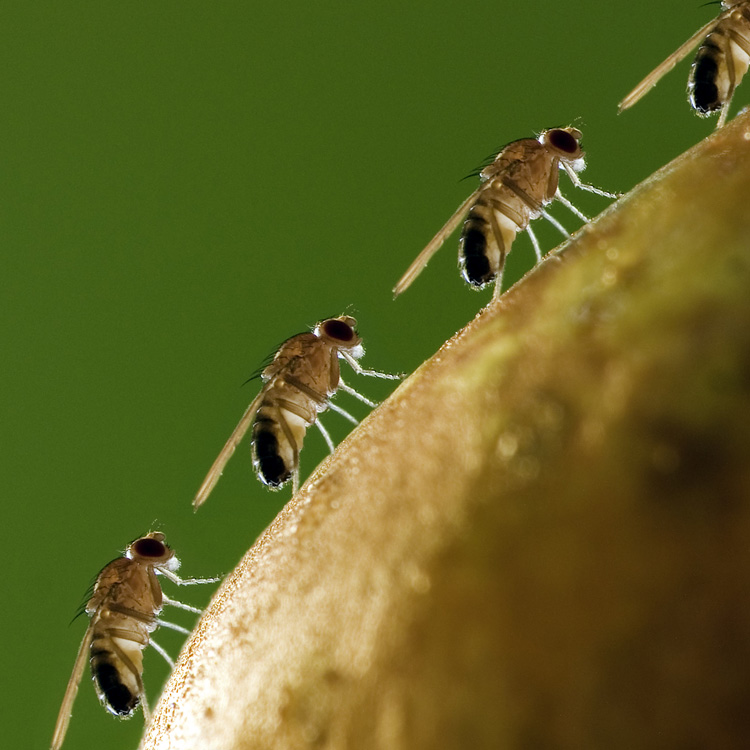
[143,111,750,749]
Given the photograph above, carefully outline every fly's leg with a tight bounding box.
[273,401,301,490]
[326,398,360,424]
[717,92,733,128]
[141,686,151,724]
[315,418,336,453]
[267,398,314,495]
[561,162,619,198]
[542,211,568,239]
[292,468,300,495]
[337,378,378,408]
[719,28,750,127]
[148,637,175,669]
[718,33,738,129]
[160,593,205,614]
[156,569,221,587]
[554,189,590,222]
[272,391,327,492]
[525,224,543,261]
[491,269,505,300]
[488,208,508,300]
[338,350,404,380]
[155,618,191,636]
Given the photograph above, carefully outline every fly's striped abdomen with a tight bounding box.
[459,218,492,287]
[690,38,727,114]
[459,193,524,289]
[252,417,289,487]
[89,613,150,717]
[459,204,495,288]
[251,383,322,489]
[91,649,140,716]
[689,11,750,116]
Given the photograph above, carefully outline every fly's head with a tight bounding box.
[315,316,365,359]
[541,127,587,173]
[126,531,178,570]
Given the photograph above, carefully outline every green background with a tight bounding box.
[1,1,723,747]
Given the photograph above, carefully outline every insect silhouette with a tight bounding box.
[618,2,750,128]
[393,127,616,299]
[192,315,401,509]
[51,532,219,750]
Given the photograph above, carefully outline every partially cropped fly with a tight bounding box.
[193,315,401,509]
[51,532,218,750]
[393,127,615,299]
[619,2,750,128]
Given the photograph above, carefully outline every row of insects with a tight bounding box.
[51,3,750,748]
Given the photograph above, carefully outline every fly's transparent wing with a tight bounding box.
[193,389,267,510]
[51,624,94,750]
[393,189,481,296]
[618,14,724,111]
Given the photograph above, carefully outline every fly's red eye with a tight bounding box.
[548,128,579,154]
[132,538,167,558]
[321,319,356,342]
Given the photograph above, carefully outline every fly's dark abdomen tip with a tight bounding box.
[93,660,139,716]
[460,225,493,287]
[254,429,290,487]
[690,44,722,113]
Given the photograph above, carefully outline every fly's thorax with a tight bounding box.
[264,332,320,381]
[479,137,539,183]
[91,558,163,621]
[87,558,159,616]
[86,558,132,613]
[504,143,559,207]
[267,333,338,401]
[291,344,338,396]
[90,633,147,717]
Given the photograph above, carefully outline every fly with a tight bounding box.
[618,2,750,128]
[192,315,401,509]
[393,127,616,299]
[51,532,219,750]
